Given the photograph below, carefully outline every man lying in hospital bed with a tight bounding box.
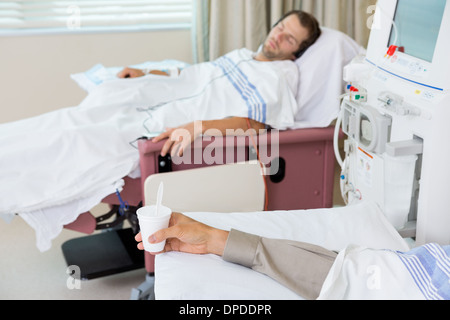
[0,11,363,252]
[135,207,450,300]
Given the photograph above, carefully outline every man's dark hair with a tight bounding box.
[274,10,321,59]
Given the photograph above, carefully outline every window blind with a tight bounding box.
[0,0,192,33]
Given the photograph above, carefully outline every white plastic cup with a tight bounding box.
[137,205,172,253]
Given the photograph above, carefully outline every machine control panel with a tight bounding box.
[388,54,429,77]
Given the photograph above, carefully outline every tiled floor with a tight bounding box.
[0,209,146,300]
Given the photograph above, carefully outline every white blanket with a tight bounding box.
[0,49,299,251]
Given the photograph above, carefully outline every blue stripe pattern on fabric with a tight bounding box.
[396,244,450,300]
[213,56,267,123]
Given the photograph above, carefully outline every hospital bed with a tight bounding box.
[61,27,365,290]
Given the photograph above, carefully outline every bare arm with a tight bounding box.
[152,118,266,157]
[202,117,266,134]
[117,67,170,79]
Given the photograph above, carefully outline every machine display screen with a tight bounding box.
[388,0,447,62]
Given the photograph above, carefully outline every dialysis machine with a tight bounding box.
[338,0,450,246]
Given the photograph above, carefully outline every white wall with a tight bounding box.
[0,29,193,124]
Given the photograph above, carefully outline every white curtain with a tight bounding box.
[193,0,376,62]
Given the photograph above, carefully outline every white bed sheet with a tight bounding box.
[154,201,410,300]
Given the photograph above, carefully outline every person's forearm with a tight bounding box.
[222,229,337,300]
[207,228,230,256]
[201,117,266,135]
[146,67,179,77]
[148,70,169,76]
[154,118,267,157]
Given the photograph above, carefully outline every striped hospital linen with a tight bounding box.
[397,243,450,300]
[213,56,267,124]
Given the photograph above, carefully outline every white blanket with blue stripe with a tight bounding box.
[318,243,450,300]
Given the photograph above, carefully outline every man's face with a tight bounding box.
[260,14,309,61]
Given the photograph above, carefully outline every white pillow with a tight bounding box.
[293,27,366,129]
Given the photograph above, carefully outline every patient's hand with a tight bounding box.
[152,121,203,158]
[135,212,229,256]
[117,67,146,78]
